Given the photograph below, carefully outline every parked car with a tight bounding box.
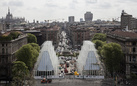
[64,68,68,73]
[41,78,52,83]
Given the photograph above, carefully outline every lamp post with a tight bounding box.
[46,65,47,79]
[83,65,84,79]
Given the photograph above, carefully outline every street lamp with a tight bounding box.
[83,65,84,79]
[46,65,47,79]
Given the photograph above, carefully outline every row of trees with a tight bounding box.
[0,31,21,41]
[92,33,124,76]
[11,33,39,85]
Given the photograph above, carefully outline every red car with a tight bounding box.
[64,68,68,73]
[41,78,52,83]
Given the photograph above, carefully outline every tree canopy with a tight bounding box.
[16,43,39,70]
[101,43,123,76]
[93,40,106,49]
[9,31,20,39]
[27,33,37,43]
[92,33,106,42]
[29,43,40,52]
[16,44,33,70]
[12,61,29,86]
[93,40,106,56]
[0,31,21,41]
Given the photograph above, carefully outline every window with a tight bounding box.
[77,34,80,38]
[130,56,132,62]
[6,48,8,54]
[133,56,136,62]
[6,57,8,62]
[1,56,5,63]
[2,44,4,47]
[133,47,136,52]
[132,42,136,46]
[2,48,4,54]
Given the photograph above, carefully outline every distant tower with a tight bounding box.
[6,7,13,20]
[121,10,132,29]
[84,12,93,22]
[33,19,35,23]
[5,7,13,30]
[8,7,10,14]
[80,18,83,22]
[68,16,75,23]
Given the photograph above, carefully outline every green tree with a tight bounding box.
[12,61,29,86]
[0,35,12,41]
[93,40,106,56]
[16,43,39,70]
[29,43,40,52]
[9,31,20,39]
[16,44,34,70]
[92,33,106,42]
[27,33,37,43]
[93,40,106,49]
[0,31,20,41]
[101,43,123,76]
[29,43,40,64]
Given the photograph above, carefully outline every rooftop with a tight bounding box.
[110,30,137,38]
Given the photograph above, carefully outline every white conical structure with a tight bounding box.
[77,41,101,75]
[34,41,59,76]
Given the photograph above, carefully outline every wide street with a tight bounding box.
[34,78,104,86]
[34,77,137,86]
[33,30,109,86]
[33,30,132,86]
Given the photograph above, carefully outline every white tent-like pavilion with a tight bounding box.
[34,41,59,77]
[77,41,103,76]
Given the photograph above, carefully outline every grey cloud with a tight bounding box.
[69,3,76,9]
[72,0,78,4]
[2,2,8,6]
[68,0,80,9]
[99,2,111,9]
[85,0,97,4]
[124,0,137,2]
[9,1,23,7]
[27,7,38,10]
[45,3,58,8]
[116,0,137,3]
[45,2,67,9]
[2,1,23,7]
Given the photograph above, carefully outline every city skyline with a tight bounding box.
[0,0,137,22]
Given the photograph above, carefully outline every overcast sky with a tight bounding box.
[0,0,137,22]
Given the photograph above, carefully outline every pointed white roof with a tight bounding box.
[37,51,54,71]
[84,51,100,70]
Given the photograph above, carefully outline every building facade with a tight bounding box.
[68,16,75,23]
[41,26,61,49]
[0,33,27,81]
[24,30,42,46]
[69,26,90,49]
[121,10,137,30]
[84,12,93,22]
[0,22,7,33]
[107,30,137,78]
